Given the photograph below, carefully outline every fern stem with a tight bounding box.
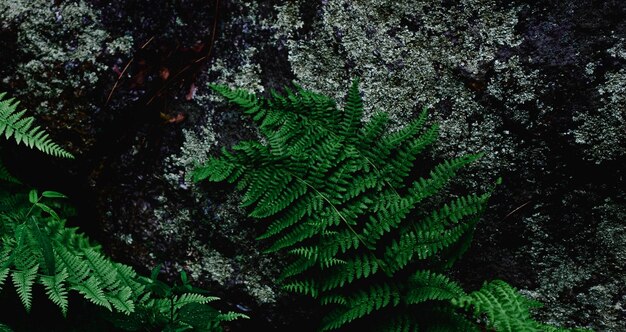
[290,174,370,248]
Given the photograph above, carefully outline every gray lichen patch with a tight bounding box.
[164,119,217,188]
[282,0,521,110]
[270,0,525,191]
[157,1,284,307]
[572,68,626,164]
[0,0,133,152]
[595,200,626,268]
[520,195,626,331]
[3,0,132,111]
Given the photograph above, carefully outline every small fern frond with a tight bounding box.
[173,293,219,310]
[41,268,69,316]
[452,280,543,332]
[0,93,73,158]
[320,253,380,291]
[114,263,145,298]
[192,157,237,183]
[72,276,111,311]
[216,311,250,322]
[12,264,39,312]
[0,159,20,184]
[82,248,118,289]
[405,270,465,304]
[339,78,364,140]
[108,287,135,315]
[283,280,318,298]
[321,283,400,331]
[209,84,259,112]
[0,267,9,292]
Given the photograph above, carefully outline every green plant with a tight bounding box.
[0,188,142,316]
[193,79,589,331]
[0,92,73,158]
[0,92,245,331]
[109,266,247,332]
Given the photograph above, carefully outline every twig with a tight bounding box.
[502,200,532,221]
[105,36,155,105]
[146,0,220,105]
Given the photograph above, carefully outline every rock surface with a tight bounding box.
[0,0,624,330]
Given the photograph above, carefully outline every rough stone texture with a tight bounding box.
[0,0,133,153]
[1,0,625,331]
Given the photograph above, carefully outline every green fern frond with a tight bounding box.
[82,248,119,289]
[209,84,259,112]
[0,268,9,292]
[73,276,112,311]
[0,93,73,158]
[41,268,69,315]
[0,159,20,184]
[216,311,250,322]
[319,294,347,306]
[108,287,135,315]
[321,283,400,331]
[339,78,364,140]
[319,253,380,291]
[12,264,39,312]
[196,79,578,332]
[452,280,543,332]
[114,263,145,298]
[173,293,220,310]
[54,245,90,283]
[405,270,465,304]
[283,280,318,298]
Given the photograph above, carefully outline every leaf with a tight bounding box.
[180,270,189,285]
[12,264,39,311]
[41,191,67,199]
[28,189,38,204]
[177,303,220,329]
[35,203,60,221]
[0,267,10,291]
[150,264,162,281]
[41,269,69,316]
[109,287,135,315]
[28,216,55,275]
[174,293,219,310]
[72,276,111,311]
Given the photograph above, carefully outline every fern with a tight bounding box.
[109,267,247,331]
[0,158,20,184]
[0,191,136,315]
[0,94,244,330]
[40,268,69,315]
[195,79,587,331]
[0,92,73,158]
[11,264,39,312]
[450,280,587,332]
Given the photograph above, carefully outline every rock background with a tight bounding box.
[0,0,624,331]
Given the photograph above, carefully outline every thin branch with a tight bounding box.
[105,36,155,105]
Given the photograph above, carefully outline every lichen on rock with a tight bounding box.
[1,0,133,152]
[573,68,626,164]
